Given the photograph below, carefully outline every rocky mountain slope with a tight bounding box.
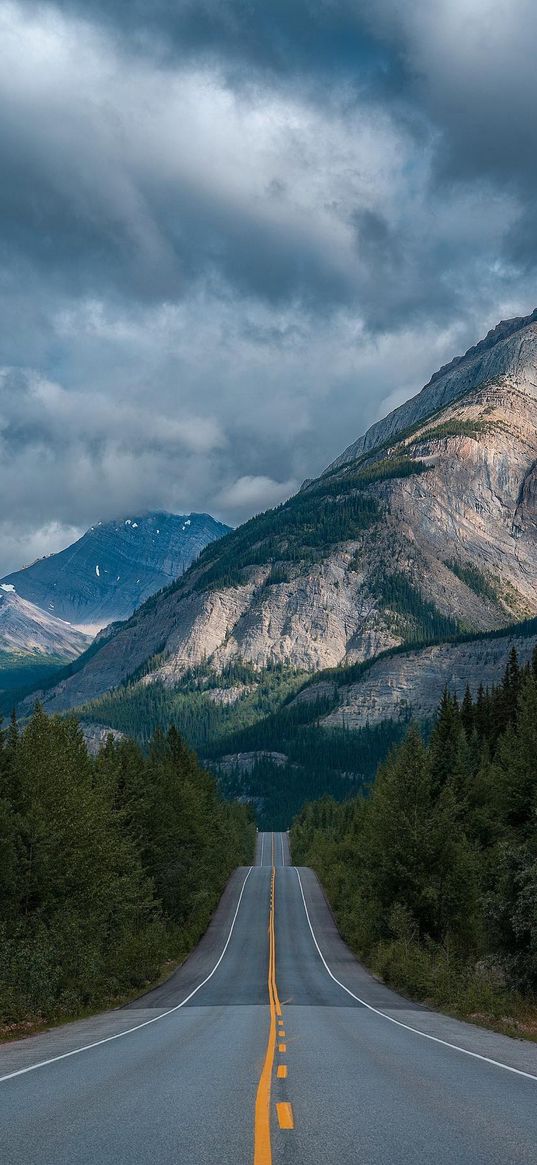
[0,586,91,659]
[2,512,231,632]
[311,626,537,731]
[24,309,537,718]
[328,307,537,470]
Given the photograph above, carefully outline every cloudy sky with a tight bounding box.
[1,0,536,573]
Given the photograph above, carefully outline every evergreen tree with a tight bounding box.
[460,684,474,739]
[290,647,537,1011]
[0,707,254,1026]
[428,689,464,796]
[493,678,537,833]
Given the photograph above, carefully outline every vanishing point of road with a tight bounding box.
[1,832,537,1164]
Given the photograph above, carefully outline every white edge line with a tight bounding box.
[295,867,537,1084]
[280,832,285,867]
[0,867,253,1085]
[260,832,265,866]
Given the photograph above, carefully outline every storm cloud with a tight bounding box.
[0,0,536,572]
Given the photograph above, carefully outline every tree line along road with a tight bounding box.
[1,832,537,1164]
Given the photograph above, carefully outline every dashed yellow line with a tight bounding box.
[254,859,282,1164]
[253,839,295,1162]
[276,1102,294,1130]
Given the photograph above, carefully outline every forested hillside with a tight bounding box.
[292,648,537,1031]
[76,621,537,829]
[77,660,406,828]
[0,709,254,1033]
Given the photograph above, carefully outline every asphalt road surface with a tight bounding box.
[2,832,537,1164]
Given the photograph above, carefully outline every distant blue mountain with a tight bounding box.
[1,512,231,630]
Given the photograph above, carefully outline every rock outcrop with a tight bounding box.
[80,723,127,755]
[318,631,537,731]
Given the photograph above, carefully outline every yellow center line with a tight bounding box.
[277,1065,287,1079]
[254,858,283,1164]
[276,1102,294,1130]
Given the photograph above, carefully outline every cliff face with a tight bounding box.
[327,309,537,470]
[316,631,537,732]
[375,382,537,619]
[27,314,537,716]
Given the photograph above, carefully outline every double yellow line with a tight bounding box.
[254,838,283,1165]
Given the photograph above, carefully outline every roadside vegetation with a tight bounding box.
[291,648,537,1037]
[0,707,255,1036]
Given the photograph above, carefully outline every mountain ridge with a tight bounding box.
[0,588,91,660]
[326,308,537,471]
[2,511,231,632]
[18,310,537,726]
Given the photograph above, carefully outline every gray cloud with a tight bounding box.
[361,1,537,262]
[53,0,391,87]
[0,0,535,573]
[0,5,407,310]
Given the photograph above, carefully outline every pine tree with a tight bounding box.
[494,676,537,833]
[429,689,464,796]
[289,645,537,1007]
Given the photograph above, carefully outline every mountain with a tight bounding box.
[0,585,92,698]
[1,512,231,632]
[328,307,537,469]
[14,305,537,820]
[25,308,537,727]
[0,586,91,658]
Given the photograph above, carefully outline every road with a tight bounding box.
[1,832,537,1164]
